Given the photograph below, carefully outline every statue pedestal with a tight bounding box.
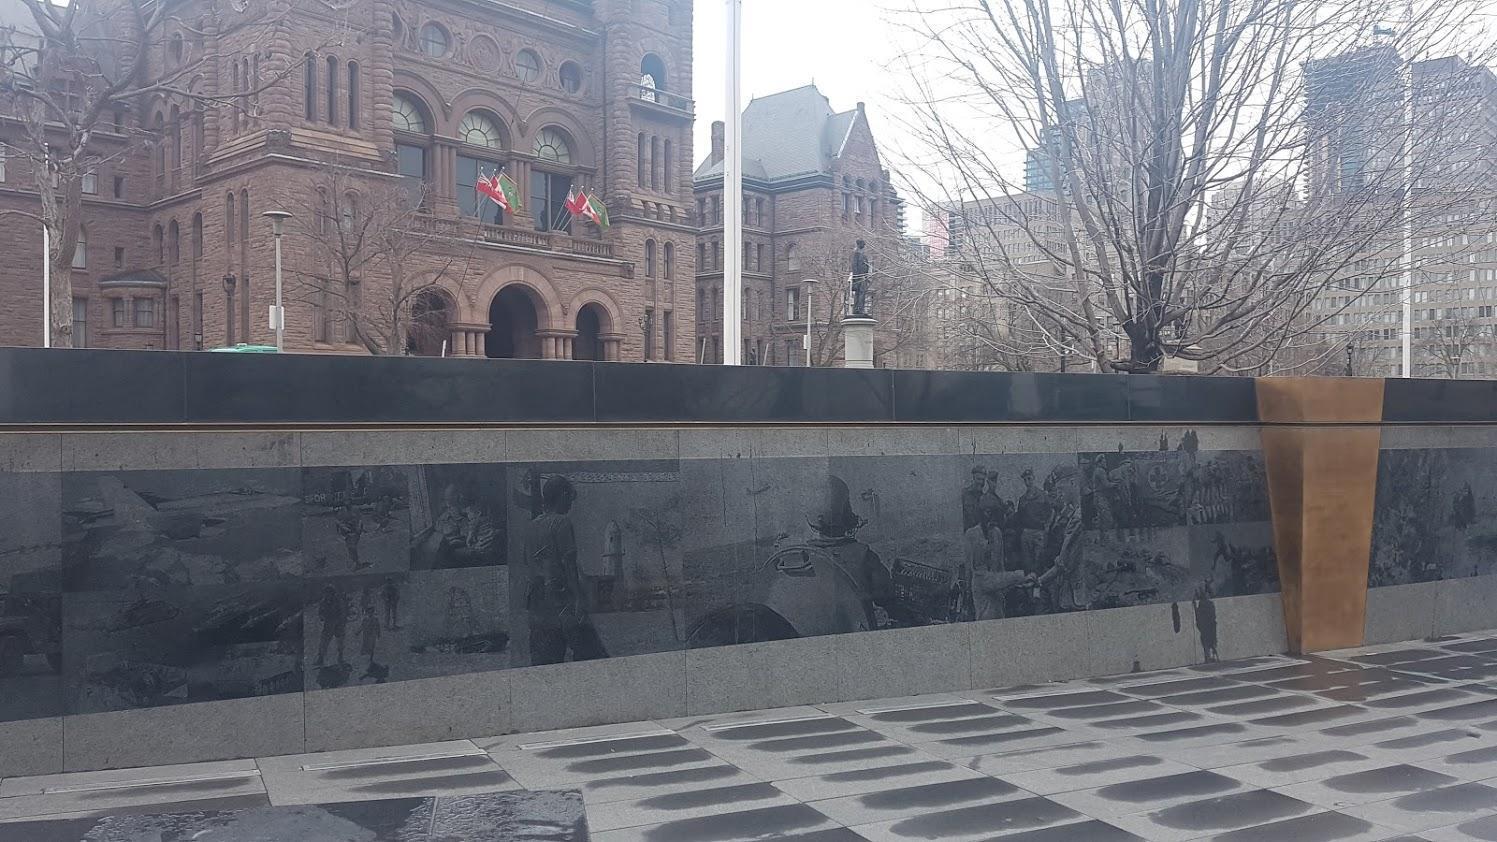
[842,315,877,369]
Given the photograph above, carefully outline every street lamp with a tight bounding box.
[222,273,237,346]
[262,210,292,352]
[802,278,821,368]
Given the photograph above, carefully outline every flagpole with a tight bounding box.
[723,0,744,366]
[41,224,50,348]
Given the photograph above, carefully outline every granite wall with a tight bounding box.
[0,424,1288,777]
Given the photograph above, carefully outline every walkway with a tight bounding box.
[8,633,1497,840]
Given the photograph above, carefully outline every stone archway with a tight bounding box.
[407,289,454,357]
[486,285,543,359]
[573,303,608,361]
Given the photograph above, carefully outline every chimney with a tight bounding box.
[711,121,725,165]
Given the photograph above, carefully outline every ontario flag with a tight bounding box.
[566,187,610,230]
[476,169,522,215]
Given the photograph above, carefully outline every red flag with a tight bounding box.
[564,186,588,217]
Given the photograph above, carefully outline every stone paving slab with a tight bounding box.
[13,632,1497,840]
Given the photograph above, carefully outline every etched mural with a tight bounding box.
[0,431,1278,723]
[1371,448,1497,586]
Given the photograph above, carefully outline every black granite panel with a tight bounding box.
[593,362,689,422]
[1371,448,1497,586]
[0,348,185,424]
[1127,375,1259,423]
[890,370,1130,423]
[180,353,595,423]
[680,365,895,423]
[0,472,63,723]
[0,591,63,721]
[62,581,304,714]
[0,471,61,593]
[1383,378,1497,423]
[504,459,684,666]
[62,469,304,592]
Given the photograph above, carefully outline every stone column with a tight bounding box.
[601,332,626,362]
[432,140,459,216]
[841,316,877,369]
[509,159,534,228]
[446,322,489,357]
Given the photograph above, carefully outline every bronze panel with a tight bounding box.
[1257,379,1384,653]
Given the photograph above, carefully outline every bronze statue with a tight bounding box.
[850,239,871,317]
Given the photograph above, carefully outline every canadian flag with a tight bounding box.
[564,187,589,218]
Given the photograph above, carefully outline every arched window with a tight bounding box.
[419,22,449,57]
[559,61,582,94]
[192,213,203,259]
[152,223,164,264]
[534,127,572,164]
[663,242,674,280]
[456,112,507,223]
[340,192,356,233]
[169,33,184,65]
[637,133,646,188]
[72,226,87,270]
[663,139,673,193]
[393,93,431,206]
[458,111,504,148]
[531,127,576,233]
[325,55,338,125]
[515,49,541,83]
[225,192,236,248]
[650,136,660,190]
[641,54,667,91]
[168,219,180,264]
[346,61,360,129]
[645,239,656,278]
[303,52,316,121]
[169,105,181,180]
[392,92,427,133]
[787,243,800,271]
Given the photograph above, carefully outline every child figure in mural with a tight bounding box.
[431,484,499,569]
[522,475,608,665]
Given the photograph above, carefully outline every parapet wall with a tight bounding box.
[0,349,1489,777]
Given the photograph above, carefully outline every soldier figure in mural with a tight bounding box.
[850,240,872,317]
[1016,469,1052,574]
[1036,465,1087,612]
[522,475,608,665]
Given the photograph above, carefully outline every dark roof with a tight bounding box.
[695,84,862,183]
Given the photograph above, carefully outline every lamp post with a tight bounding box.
[222,273,237,346]
[802,278,821,368]
[262,210,293,352]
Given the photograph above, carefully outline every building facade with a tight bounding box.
[693,85,903,366]
[0,0,695,362]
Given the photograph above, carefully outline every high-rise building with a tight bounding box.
[1303,49,1497,377]
[0,0,695,361]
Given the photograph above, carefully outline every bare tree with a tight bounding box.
[1417,313,1494,379]
[286,163,479,356]
[0,0,293,347]
[895,0,1497,374]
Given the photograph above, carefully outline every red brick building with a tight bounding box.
[693,85,902,366]
[0,0,696,361]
